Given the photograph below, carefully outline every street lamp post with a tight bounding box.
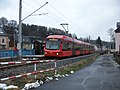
[18,0,48,60]
[18,0,22,60]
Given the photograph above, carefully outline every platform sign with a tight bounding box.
[17,43,21,49]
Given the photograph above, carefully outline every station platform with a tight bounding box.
[0,55,44,61]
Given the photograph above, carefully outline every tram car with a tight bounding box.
[44,35,95,57]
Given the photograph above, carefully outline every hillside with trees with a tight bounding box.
[0,16,110,49]
[0,17,67,40]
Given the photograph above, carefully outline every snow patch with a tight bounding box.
[70,71,74,74]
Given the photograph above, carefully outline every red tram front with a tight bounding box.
[44,35,73,57]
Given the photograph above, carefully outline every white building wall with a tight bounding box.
[115,33,120,52]
[0,36,9,49]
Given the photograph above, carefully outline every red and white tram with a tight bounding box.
[44,35,95,57]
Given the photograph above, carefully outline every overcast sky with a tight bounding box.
[0,0,120,41]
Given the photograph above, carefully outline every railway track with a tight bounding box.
[0,60,56,79]
[0,59,56,69]
[0,54,98,80]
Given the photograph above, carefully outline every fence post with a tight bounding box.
[34,62,37,79]
[55,60,57,75]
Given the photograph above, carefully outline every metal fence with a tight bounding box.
[0,49,35,58]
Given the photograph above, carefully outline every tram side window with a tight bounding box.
[62,41,72,50]
[84,45,86,50]
[86,45,88,50]
[86,45,87,50]
[62,41,67,50]
[80,44,83,51]
[74,43,79,50]
[78,44,81,50]
[68,42,72,50]
[80,44,82,50]
[83,44,85,50]
[89,46,91,51]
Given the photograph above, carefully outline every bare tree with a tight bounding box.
[7,20,17,28]
[107,28,115,41]
[107,28,115,49]
[0,17,8,26]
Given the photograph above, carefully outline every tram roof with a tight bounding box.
[46,35,73,41]
[46,35,92,46]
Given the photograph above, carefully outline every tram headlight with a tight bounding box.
[56,53,59,55]
[45,52,47,54]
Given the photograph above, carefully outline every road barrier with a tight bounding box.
[0,60,56,65]
[0,54,98,81]
[0,60,57,81]
[0,68,55,81]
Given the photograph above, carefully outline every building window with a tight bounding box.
[2,39,5,43]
